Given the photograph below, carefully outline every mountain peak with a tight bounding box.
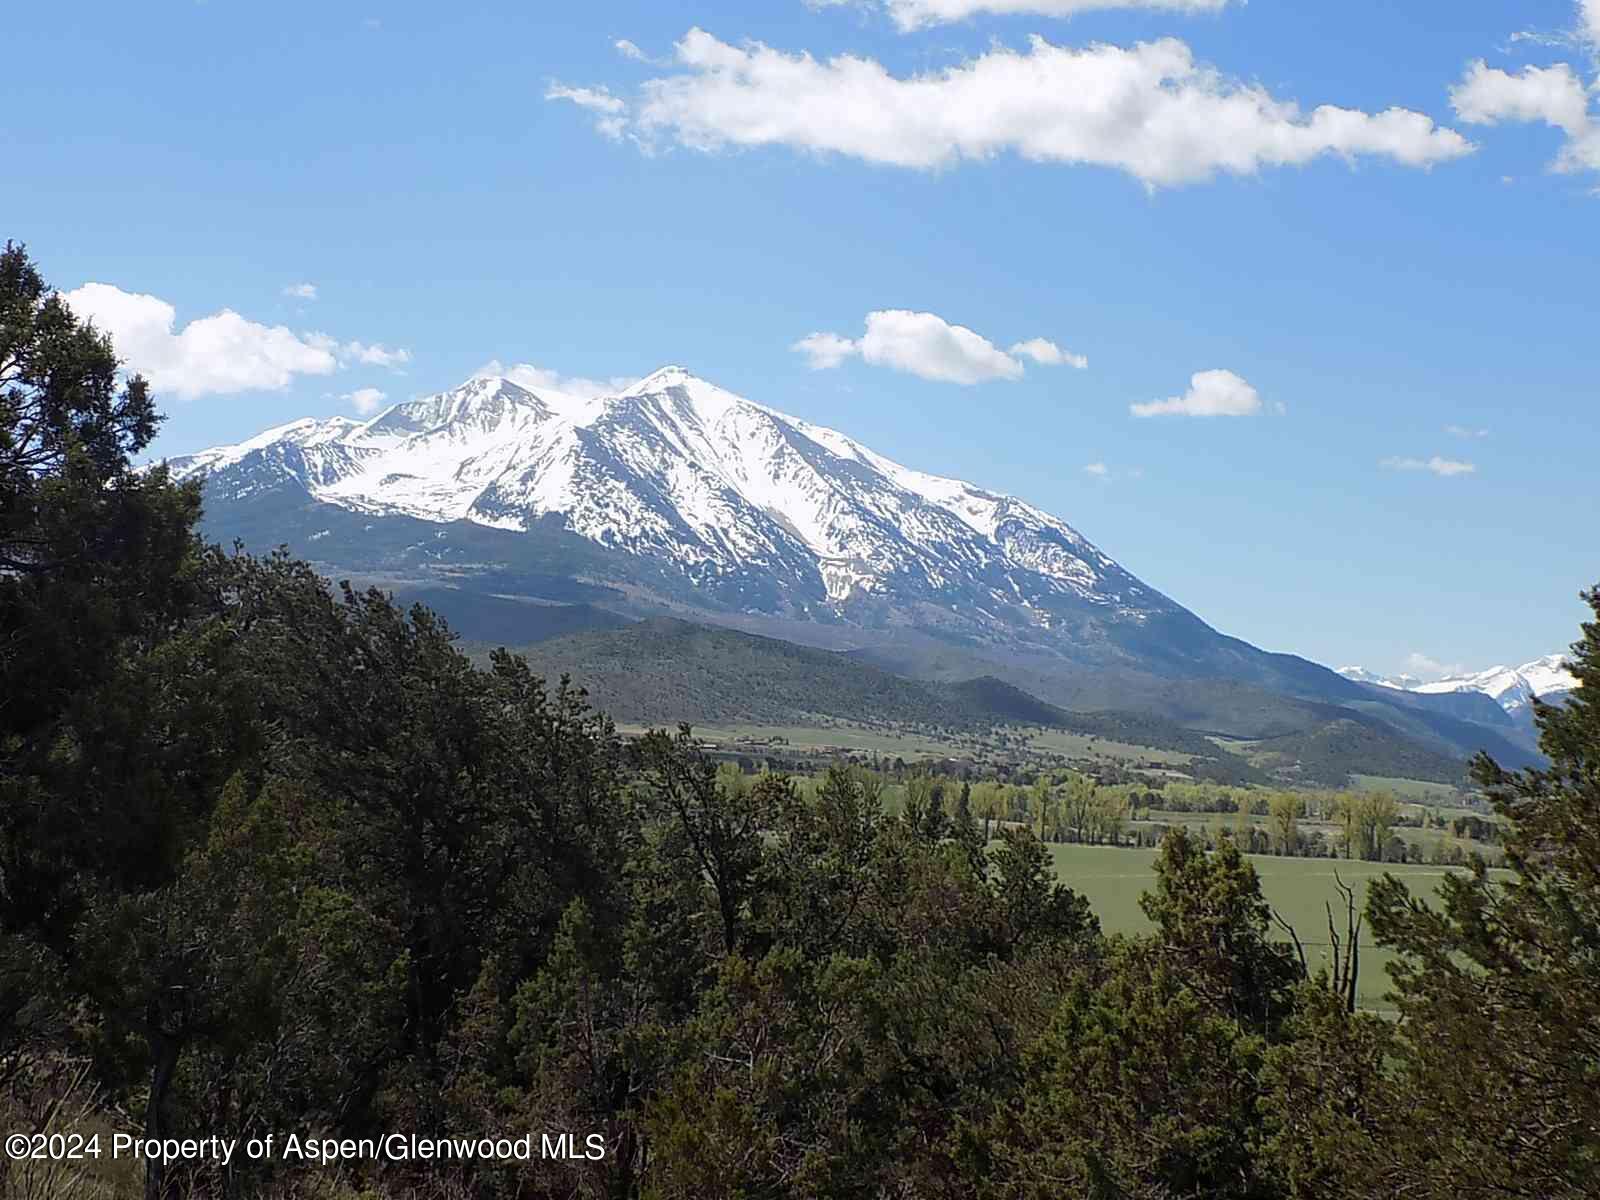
[625,365,698,394]
[171,365,1173,625]
[627,364,691,387]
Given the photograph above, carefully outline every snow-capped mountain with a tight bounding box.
[166,365,1559,768]
[1414,655,1578,714]
[1335,667,1423,691]
[169,367,1175,637]
[1340,655,1578,716]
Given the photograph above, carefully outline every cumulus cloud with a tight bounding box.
[64,283,343,400]
[850,0,1232,33]
[792,332,861,371]
[1010,337,1088,369]
[1449,4,1600,176]
[342,387,388,416]
[1380,455,1478,477]
[793,311,1081,384]
[473,360,636,399]
[1130,369,1261,417]
[282,282,318,300]
[554,29,1472,188]
[1450,62,1600,173]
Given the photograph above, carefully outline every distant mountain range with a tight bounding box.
[1338,655,1577,741]
[165,366,1549,782]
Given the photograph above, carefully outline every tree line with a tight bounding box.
[3,243,1597,1199]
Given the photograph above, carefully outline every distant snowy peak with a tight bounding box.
[168,367,1168,619]
[1342,656,1579,715]
[1416,655,1579,713]
[1337,667,1419,690]
[1516,653,1581,699]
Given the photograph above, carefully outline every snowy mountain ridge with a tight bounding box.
[167,367,1168,625]
[1338,654,1578,716]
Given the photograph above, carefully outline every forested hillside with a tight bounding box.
[4,245,1597,1200]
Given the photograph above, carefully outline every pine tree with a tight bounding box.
[1363,585,1600,1198]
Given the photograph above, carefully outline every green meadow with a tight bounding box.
[1045,843,1509,1011]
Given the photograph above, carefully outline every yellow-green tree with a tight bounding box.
[1268,792,1302,856]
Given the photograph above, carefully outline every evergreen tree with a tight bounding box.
[1362,586,1600,1198]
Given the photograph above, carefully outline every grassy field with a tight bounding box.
[617,720,1199,770]
[1045,843,1508,1012]
[1025,728,1193,765]
[617,722,975,759]
[1349,774,1467,801]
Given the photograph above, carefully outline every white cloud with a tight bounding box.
[303,334,412,369]
[64,283,341,399]
[546,82,625,114]
[342,387,388,416]
[346,342,412,368]
[546,82,629,139]
[1445,424,1490,438]
[1404,651,1469,682]
[283,282,318,300]
[858,311,1022,383]
[1380,455,1478,477]
[1083,461,1109,477]
[793,310,1080,384]
[1010,337,1088,369]
[792,331,861,370]
[613,38,671,67]
[473,360,635,399]
[1449,55,1600,175]
[864,0,1232,33]
[561,30,1472,188]
[1130,368,1261,417]
[1583,0,1600,46]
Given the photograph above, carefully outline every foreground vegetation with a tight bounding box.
[4,243,1598,1199]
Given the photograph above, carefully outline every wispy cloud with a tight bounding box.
[342,387,388,415]
[815,0,1234,33]
[306,335,412,370]
[614,38,665,65]
[282,282,318,301]
[1445,424,1490,438]
[1381,455,1477,477]
[473,360,636,399]
[545,82,628,139]
[1404,651,1470,681]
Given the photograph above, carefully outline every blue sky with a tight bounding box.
[7,0,1598,677]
